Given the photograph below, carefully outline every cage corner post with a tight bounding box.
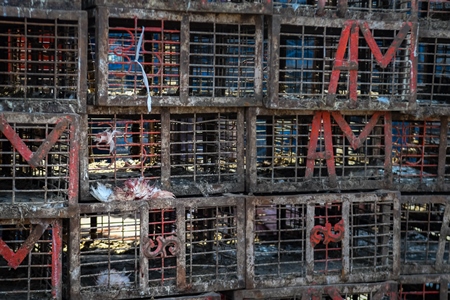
[265,14,280,109]
[95,5,110,106]
[69,214,81,300]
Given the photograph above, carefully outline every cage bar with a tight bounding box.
[85,113,162,200]
[246,192,398,289]
[88,7,263,107]
[0,219,63,300]
[400,195,450,274]
[82,0,271,14]
[418,0,450,20]
[267,17,415,110]
[0,7,86,113]
[417,33,450,111]
[75,196,244,299]
[250,110,390,193]
[0,113,79,211]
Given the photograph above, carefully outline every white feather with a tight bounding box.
[90,183,113,202]
[96,269,130,288]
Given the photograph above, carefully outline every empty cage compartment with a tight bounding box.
[0,7,86,113]
[248,109,391,193]
[400,195,450,274]
[245,192,399,289]
[0,113,79,210]
[417,32,450,112]
[0,218,64,300]
[266,16,416,110]
[75,196,245,299]
[398,275,450,299]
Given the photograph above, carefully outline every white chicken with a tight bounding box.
[90,177,175,202]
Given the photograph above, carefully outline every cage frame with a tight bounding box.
[0,6,87,114]
[82,0,272,15]
[265,15,418,111]
[245,192,400,289]
[72,196,246,299]
[87,7,264,108]
[0,112,80,219]
[80,106,246,201]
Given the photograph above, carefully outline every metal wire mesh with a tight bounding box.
[0,117,74,205]
[253,203,307,279]
[256,113,386,183]
[417,36,450,106]
[0,221,60,299]
[400,201,448,264]
[185,205,239,285]
[79,212,140,290]
[169,112,239,186]
[391,119,439,185]
[278,24,411,105]
[349,198,394,272]
[87,114,162,189]
[189,21,256,98]
[0,16,79,102]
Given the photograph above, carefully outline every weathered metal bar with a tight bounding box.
[139,203,149,291]
[52,219,63,300]
[245,107,257,194]
[438,117,448,189]
[69,214,81,300]
[266,15,280,108]
[161,108,171,190]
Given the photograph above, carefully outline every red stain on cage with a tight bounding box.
[327,20,414,107]
[310,219,344,247]
[0,222,49,269]
[0,115,70,168]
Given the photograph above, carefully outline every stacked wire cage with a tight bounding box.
[0,2,85,299]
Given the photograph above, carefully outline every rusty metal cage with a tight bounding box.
[2,0,81,10]
[232,281,398,299]
[0,113,79,209]
[82,109,244,200]
[267,17,415,110]
[418,0,450,20]
[417,34,450,109]
[249,111,389,193]
[88,7,263,107]
[75,196,245,299]
[82,0,271,14]
[246,193,399,289]
[398,275,450,299]
[400,195,450,274]
[169,110,244,196]
[0,7,86,113]
[0,219,63,299]
[85,113,162,200]
[273,0,412,18]
[391,118,440,190]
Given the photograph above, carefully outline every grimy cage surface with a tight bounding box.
[246,193,398,289]
[400,196,450,273]
[188,15,258,100]
[0,219,63,300]
[0,113,79,206]
[253,112,389,192]
[272,19,414,109]
[417,35,450,107]
[87,113,162,196]
[0,9,85,112]
[169,111,243,196]
[77,196,244,299]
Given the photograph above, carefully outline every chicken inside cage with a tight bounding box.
[0,17,79,101]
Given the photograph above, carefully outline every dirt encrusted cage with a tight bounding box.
[417,34,450,108]
[83,109,244,199]
[2,0,81,10]
[0,219,64,300]
[400,195,450,274]
[0,7,86,113]
[87,7,263,107]
[0,113,79,208]
[267,17,416,110]
[232,281,398,299]
[75,196,244,299]
[246,192,399,289]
